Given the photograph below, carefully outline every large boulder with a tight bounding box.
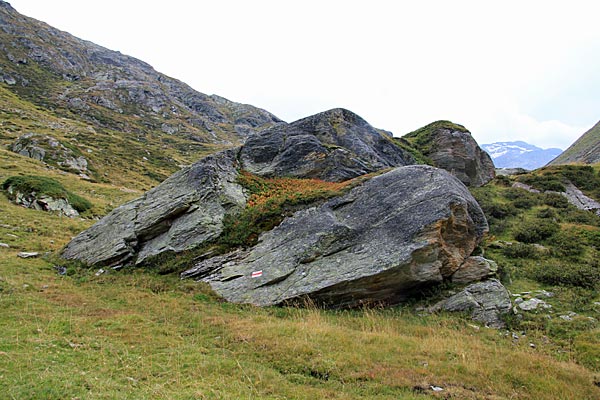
[184,165,488,307]
[403,121,495,187]
[240,108,415,182]
[62,149,246,266]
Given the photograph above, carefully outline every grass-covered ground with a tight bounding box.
[1,151,600,398]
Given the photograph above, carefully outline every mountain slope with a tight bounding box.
[549,120,600,165]
[482,141,562,170]
[0,0,282,188]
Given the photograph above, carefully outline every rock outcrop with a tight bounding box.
[563,183,600,217]
[430,279,511,328]
[62,149,245,266]
[184,165,488,307]
[451,256,498,284]
[240,108,415,182]
[11,133,89,174]
[4,185,80,217]
[403,121,495,187]
[2,175,89,217]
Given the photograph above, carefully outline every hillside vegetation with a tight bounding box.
[549,121,600,165]
[2,151,600,398]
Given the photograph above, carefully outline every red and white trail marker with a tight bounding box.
[251,270,263,278]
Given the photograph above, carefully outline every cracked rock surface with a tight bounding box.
[430,279,512,328]
[189,165,488,307]
[62,149,245,266]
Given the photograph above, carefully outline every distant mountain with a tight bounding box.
[481,141,562,170]
[0,0,282,187]
[548,121,600,166]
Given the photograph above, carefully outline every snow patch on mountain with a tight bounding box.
[481,141,562,170]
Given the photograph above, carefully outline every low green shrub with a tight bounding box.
[536,207,557,219]
[542,193,570,208]
[513,219,558,243]
[530,260,600,289]
[560,208,600,226]
[547,230,586,260]
[502,243,540,259]
[517,174,566,192]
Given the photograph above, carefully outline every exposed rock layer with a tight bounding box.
[240,108,415,181]
[186,166,488,307]
[430,279,511,328]
[62,150,245,266]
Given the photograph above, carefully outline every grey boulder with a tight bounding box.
[405,122,495,187]
[430,279,511,328]
[187,165,488,307]
[5,186,80,218]
[240,108,415,182]
[61,149,246,266]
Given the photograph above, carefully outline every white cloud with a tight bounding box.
[7,0,600,149]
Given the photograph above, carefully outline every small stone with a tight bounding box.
[0,243,9,248]
[518,298,548,311]
[512,333,520,340]
[17,252,39,258]
[535,290,554,298]
[529,343,536,348]
[430,386,444,392]
[54,266,67,275]
[95,269,105,276]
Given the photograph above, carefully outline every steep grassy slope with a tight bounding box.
[549,120,600,165]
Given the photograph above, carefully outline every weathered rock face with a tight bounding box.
[430,279,511,328]
[404,121,495,187]
[563,183,600,217]
[240,108,415,182]
[451,256,498,284]
[185,165,488,307]
[11,133,89,174]
[62,149,246,266]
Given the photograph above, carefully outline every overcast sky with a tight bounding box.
[8,0,600,149]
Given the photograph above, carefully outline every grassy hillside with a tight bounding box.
[549,121,600,165]
[1,155,600,398]
[0,83,225,190]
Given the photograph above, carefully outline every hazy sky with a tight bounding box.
[8,0,600,149]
